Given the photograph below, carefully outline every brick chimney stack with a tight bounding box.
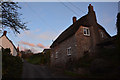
[73,16,77,24]
[3,31,7,36]
[88,4,94,12]
[87,4,97,23]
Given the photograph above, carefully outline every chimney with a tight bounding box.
[17,44,19,52]
[3,31,7,36]
[88,4,94,12]
[73,16,76,24]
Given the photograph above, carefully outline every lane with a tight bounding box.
[22,60,53,78]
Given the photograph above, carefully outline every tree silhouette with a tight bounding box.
[1,2,28,34]
[116,13,120,35]
[116,13,120,50]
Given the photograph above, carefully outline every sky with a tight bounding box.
[1,2,119,53]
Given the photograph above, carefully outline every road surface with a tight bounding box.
[22,60,70,79]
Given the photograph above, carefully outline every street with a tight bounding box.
[22,60,71,79]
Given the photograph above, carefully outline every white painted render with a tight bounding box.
[0,35,17,56]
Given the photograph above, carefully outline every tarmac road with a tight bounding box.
[22,60,54,78]
[22,60,70,79]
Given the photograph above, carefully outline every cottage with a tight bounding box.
[50,4,111,68]
[0,31,17,56]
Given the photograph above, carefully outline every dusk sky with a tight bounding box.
[1,2,118,53]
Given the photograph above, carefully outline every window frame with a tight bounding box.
[83,27,90,36]
[67,47,71,56]
[100,32,104,38]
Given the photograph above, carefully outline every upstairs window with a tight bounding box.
[55,52,58,58]
[83,27,90,36]
[67,47,71,56]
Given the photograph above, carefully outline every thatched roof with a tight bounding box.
[50,14,90,48]
[50,4,111,48]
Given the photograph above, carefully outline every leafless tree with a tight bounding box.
[1,1,28,34]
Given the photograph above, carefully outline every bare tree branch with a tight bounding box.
[1,2,29,34]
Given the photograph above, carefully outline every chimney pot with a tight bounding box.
[73,16,77,24]
[88,4,94,12]
[3,31,7,36]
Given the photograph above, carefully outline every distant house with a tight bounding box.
[43,49,50,54]
[50,4,111,68]
[0,31,17,56]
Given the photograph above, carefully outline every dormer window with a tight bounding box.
[83,27,90,36]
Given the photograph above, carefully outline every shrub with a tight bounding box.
[26,53,50,65]
[2,48,23,79]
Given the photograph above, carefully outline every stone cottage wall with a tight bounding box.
[75,26,93,58]
[50,35,77,68]
[98,29,110,41]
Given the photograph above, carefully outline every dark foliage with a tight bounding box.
[116,13,120,50]
[116,13,120,35]
[1,2,28,34]
[89,48,120,78]
[26,52,50,65]
[65,53,93,71]
[65,47,120,78]
[2,48,23,78]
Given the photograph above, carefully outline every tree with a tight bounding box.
[24,49,33,54]
[1,1,28,34]
[2,48,23,78]
[116,13,120,51]
[116,13,120,36]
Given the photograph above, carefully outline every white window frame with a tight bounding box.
[55,52,58,58]
[83,27,90,36]
[67,47,71,56]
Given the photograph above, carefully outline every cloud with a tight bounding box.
[30,47,40,53]
[17,30,56,50]
[18,30,58,41]
[19,41,47,49]
[37,43,46,48]
[19,41,35,47]
[37,31,58,40]
[19,45,40,53]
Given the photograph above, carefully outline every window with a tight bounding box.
[67,47,71,56]
[55,52,58,58]
[83,27,90,36]
[100,32,104,38]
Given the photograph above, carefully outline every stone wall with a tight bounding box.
[98,29,110,41]
[50,25,110,69]
[75,26,93,59]
[50,35,77,68]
